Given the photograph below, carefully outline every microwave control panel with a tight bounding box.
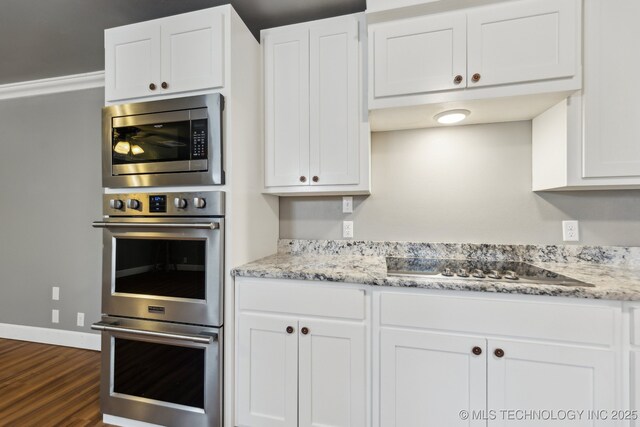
[191,119,208,160]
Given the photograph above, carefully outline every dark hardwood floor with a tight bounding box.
[0,338,110,427]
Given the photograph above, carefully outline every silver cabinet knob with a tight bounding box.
[488,270,502,279]
[174,198,187,209]
[126,199,140,210]
[109,199,124,210]
[472,269,485,279]
[193,198,206,209]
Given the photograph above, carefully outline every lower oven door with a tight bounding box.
[96,218,224,326]
[93,317,222,427]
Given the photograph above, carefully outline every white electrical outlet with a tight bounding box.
[562,220,580,242]
[52,309,59,324]
[77,312,85,327]
[342,196,353,213]
[343,221,354,238]
[52,286,60,301]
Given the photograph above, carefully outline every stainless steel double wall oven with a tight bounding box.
[94,94,226,427]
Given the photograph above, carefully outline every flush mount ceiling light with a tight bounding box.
[434,109,470,125]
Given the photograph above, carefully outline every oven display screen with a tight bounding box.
[149,195,166,213]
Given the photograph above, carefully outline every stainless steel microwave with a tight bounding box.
[102,94,224,188]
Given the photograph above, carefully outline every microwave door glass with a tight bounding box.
[112,121,191,164]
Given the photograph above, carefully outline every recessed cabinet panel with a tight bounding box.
[105,23,161,102]
[161,9,224,94]
[467,0,577,89]
[373,12,467,97]
[380,328,487,427]
[487,339,617,427]
[309,18,360,186]
[582,0,640,178]
[299,319,367,427]
[264,29,311,187]
[237,313,298,427]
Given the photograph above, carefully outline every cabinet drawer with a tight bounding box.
[238,279,366,320]
[380,292,618,346]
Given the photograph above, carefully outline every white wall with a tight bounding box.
[280,121,640,246]
[0,88,103,332]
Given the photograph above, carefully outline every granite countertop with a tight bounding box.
[232,240,640,301]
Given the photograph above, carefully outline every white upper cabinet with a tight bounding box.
[581,0,640,179]
[160,9,224,95]
[532,0,640,190]
[368,0,581,130]
[466,0,577,88]
[105,22,160,102]
[373,12,467,97]
[105,8,225,103]
[263,14,370,196]
[264,27,311,188]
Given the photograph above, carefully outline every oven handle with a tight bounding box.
[92,221,220,230]
[91,322,215,344]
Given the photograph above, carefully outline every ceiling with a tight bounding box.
[0,0,365,86]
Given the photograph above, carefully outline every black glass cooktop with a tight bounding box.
[386,258,594,287]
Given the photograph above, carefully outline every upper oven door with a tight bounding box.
[103,94,224,188]
[97,218,224,326]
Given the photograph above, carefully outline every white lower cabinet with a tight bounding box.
[236,280,626,427]
[626,303,640,427]
[487,339,617,427]
[376,291,622,427]
[236,278,368,427]
[379,329,487,427]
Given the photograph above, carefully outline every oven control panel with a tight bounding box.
[104,191,225,217]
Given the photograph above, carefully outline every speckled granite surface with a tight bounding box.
[232,240,640,301]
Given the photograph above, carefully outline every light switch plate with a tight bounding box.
[342,197,353,213]
[52,286,60,301]
[52,309,59,324]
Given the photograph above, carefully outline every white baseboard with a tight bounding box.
[0,70,105,101]
[0,323,101,351]
[104,414,164,427]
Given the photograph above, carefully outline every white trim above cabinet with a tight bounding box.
[368,0,582,131]
[262,14,371,196]
[532,0,640,190]
[105,7,225,103]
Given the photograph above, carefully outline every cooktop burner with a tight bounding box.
[386,258,594,287]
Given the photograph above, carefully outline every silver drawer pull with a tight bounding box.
[92,221,219,230]
[91,322,215,344]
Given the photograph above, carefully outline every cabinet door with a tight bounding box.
[298,319,367,427]
[105,22,161,102]
[632,351,640,427]
[309,16,360,186]
[264,28,311,187]
[582,0,640,178]
[237,314,298,427]
[372,11,467,97]
[160,8,224,94]
[467,0,578,88]
[379,328,487,427]
[487,339,617,427]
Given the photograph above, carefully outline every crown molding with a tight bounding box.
[0,70,105,101]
